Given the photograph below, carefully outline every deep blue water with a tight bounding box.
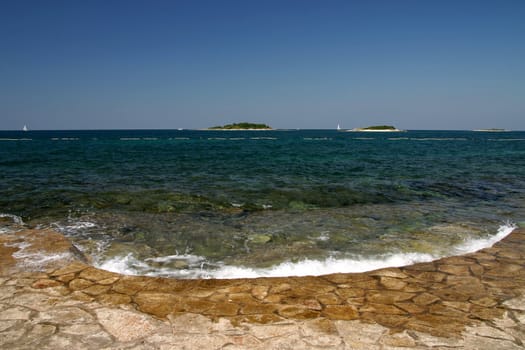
[1,129,524,277]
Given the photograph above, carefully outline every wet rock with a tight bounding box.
[248,234,272,244]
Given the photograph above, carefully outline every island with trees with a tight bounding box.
[349,125,405,132]
[208,122,273,130]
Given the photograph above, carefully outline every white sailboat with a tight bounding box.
[337,124,341,131]
[22,125,28,132]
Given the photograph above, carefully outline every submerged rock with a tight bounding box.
[248,234,272,244]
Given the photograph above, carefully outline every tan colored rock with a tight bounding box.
[97,292,132,305]
[442,300,472,312]
[370,268,408,279]
[471,296,498,308]
[78,267,120,282]
[70,291,95,302]
[360,303,406,315]
[277,305,320,319]
[82,284,110,296]
[381,330,417,347]
[49,261,88,276]
[95,308,164,342]
[56,273,76,283]
[335,320,388,346]
[379,276,407,290]
[413,292,440,306]
[336,287,365,299]
[134,292,181,318]
[31,279,62,289]
[394,302,427,314]
[0,306,32,320]
[322,305,359,320]
[68,278,94,291]
[366,290,415,304]
[317,292,341,305]
[37,307,94,324]
[203,302,239,316]
[269,282,292,293]
[251,285,269,300]
[438,264,471,275]
[240,303,278,315]
[228,292,256,304]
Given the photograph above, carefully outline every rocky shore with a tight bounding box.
[1,224,525,349]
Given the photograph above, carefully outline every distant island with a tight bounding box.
[208,122,272,130]
[349,125,405,132]
[472,128,509,132]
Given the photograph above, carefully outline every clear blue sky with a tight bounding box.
[1,0,524,130]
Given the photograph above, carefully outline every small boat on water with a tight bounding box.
[22,125,28,132]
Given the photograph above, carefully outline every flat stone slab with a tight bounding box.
[1,227,525,349]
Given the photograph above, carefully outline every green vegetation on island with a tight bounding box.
[208,122,272,130]
[350,125,404,132]
[361,125,397,130]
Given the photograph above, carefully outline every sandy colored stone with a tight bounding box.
[360,303,406,315]
[381,330,417,347]
[228,292,256,304]
[97,292,132,305]
[82,284,111,296]
[95,307,163,342]
[240,303,278,315]
[37,307,94,324]
[70,291,95,302]
[442,300,472,312]
[379,276,407,290]
[394,302,427,314]
[251,285,269,300]
[0,306,32,320]
[78,267,120,282]
[203,302,239,316]
[336,320,388,346]
[68,278,94,291]
[317,292,341,305]
[31,279,62,289]
[2,226,525,349]
[277,305,320,319]
[244,323,299,339]
[134,292,181,317]
[471,296,498,308]
[301,298,322,310]
[49,261,88,276]
[56,273,76,283]
[366,290,415,304]
[322,305,359,320]
[438,264,472,275]
[335,287,365,299]
[111,276,150,295]
[97,276,120,285]
[370,268,408,279]
[413,292,440,306]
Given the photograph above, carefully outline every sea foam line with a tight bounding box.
[96,224,516,280]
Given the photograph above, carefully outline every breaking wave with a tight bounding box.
[96,223,516,279]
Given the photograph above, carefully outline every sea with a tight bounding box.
[1,129,524,279]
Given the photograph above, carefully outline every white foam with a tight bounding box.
[6,241,75,271]
[452,222,515,255]
[94,223,516,279]
[0,213,25,225]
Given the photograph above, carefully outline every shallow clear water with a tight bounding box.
[1,129,524,278]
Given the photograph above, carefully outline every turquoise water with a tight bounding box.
[1,129,524,278]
